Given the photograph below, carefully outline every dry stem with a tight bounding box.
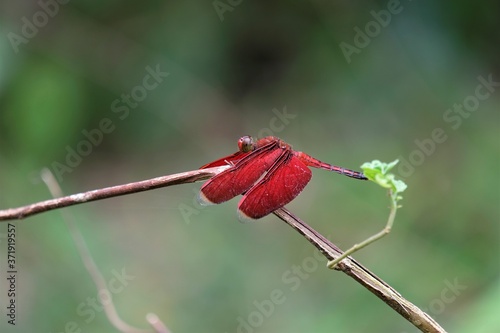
[0,166,447,332]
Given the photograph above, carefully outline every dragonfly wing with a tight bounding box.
[238,153,312,220]
[200,151,250,169]
[199,144,282,205]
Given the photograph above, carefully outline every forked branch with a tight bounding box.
[273,208,446,333]
[0,167,446,332]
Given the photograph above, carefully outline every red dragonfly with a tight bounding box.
[199,136,367,219]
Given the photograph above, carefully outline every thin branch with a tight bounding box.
[41,169,170,333]
[146,314,171,333]
[0,166,447,332]
[326,188,397,268]
[273,208,447,333]
[0,166,229,221]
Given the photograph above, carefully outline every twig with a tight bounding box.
[41,169,170,333]
[0,166,446,332]
[146,314,171,333]
[326,188,397,268]
[273,208,447,333]
[327,159,407,268]
[0,166,229,221]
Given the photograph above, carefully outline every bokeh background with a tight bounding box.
[0,1,499,333]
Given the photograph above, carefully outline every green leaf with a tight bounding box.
[361,159,408,202]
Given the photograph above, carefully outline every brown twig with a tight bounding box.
[0,166,229,221]
[40,169,171,333]
[0,166,447,332]
[273,208,447,333]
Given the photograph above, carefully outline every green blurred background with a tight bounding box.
[0,1,499,332]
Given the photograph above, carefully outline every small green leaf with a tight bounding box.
[361,159,407,202]
[393,179,408,193]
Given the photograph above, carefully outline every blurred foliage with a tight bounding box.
[0,1,499,333]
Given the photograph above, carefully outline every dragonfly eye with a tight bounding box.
[238,136,254,152]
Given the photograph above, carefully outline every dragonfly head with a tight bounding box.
[238,136,255,153]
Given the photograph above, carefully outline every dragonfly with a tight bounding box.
[199,136,367,220]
